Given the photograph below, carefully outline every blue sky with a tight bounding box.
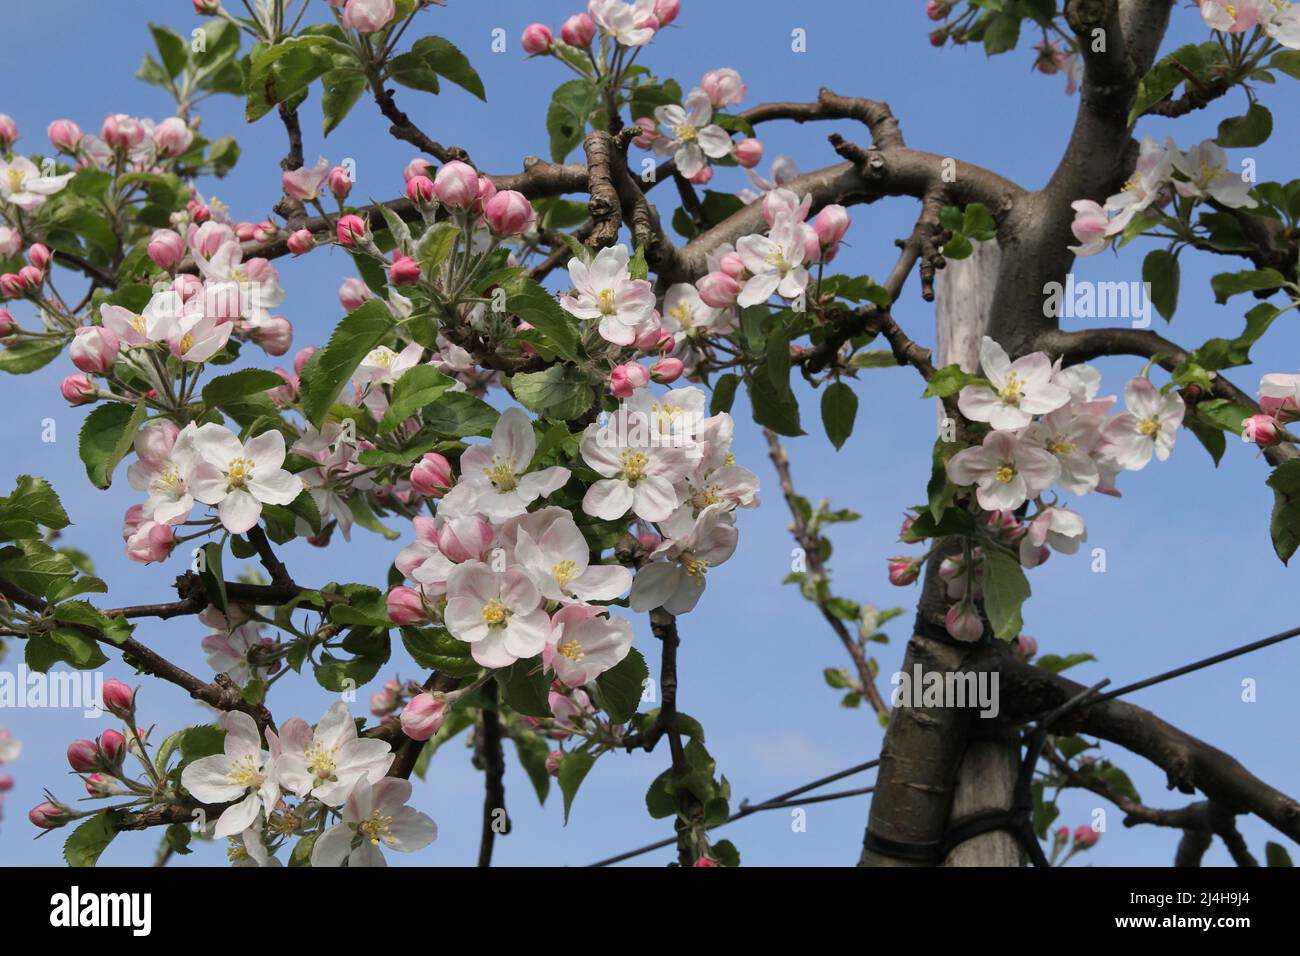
[1,0,1298,867]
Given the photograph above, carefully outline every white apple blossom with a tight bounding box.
[736,214,810,307]
[1104,137,1174,236]
[588,0,658,47]
[189,425,304,534]
[514,507,633,602]
[311,777,437,868]
[229,828,281,867]
[439,407,571,521]
[629,504,738,614]
[1019,506,1088,569]
[1263,1,1300,48]
[559,245,657,346]
[738,154,801,204]
[957,337,1071,430]
[0,156,74,210]
[579,413,690,522]
[1098,377,1185,470]
[277,702,394,806]
[180,710,280,839]
[653,88,734,180]
[443,561,553,668]
[1022,405,1105,495]
[1168,138,1256,208]
[202,621,279,686]
[661,283,733,341]
[546,604,634,687]
[946,429,1062,511]
[128,422,199,524]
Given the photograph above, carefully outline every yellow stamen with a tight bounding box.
[225,753,262,789]
[551,560,577,590]
[483,458,518,491]
[356,811,394,846]
[226,456,255,489]
[1138,416,1160,437]
[482,598,507,627]
[997,372,1024,406]
[596,288,618,315]
[994,464,1017,484]
[620,449,649,483]
[558,638,585,661]
[682,556,711,579]
[305,740,338,782]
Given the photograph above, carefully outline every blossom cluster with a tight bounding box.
[890,337,1185,641]
[1197,0,1300,46]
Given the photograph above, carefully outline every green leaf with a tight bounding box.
[415,221,458,269]
[321,69,366,136]
[298,299,395,426]
[710,373,740,415]
[505,277,586,363]
[1142,249,1179,321]
[982,12,1021,55]
[547,79,597,161]
[77,401,146,490]
[747,374,803,437]
[594,648,648,724]
[245,36,335,123]
[922,364,980,398]
[1216,103,1273,149]
[983,549,1030,641]
[511,366,593,421]
[558,750,596,824]
[963,203,997,241]
[423,391,500,437]
[510,729,553,806]
[820,381,858,450]
[149,23,189,78]
[2,475,70,532]
[400,625,480,677]
[1270,50,1300,80]
[1266,841,1294,867]
[411,36,485,100]
[63,812,118,867]
[202,369,285,408]
[197,541,228,614]
[498,657,551,718]
[1267,460,1300,564]
[1210,268,1285,305]
[0,338,63,374]
[1036,652,1097,674]
[379,365,455,434]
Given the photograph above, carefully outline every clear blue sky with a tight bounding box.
[1,0,1298,867]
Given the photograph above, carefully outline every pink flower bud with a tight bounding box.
[400,691,447,741]
[343,0,396,33]
[625,118,655,151]
[561,13,596,47]
[1014,634,1038,660]
[483,189,536,236]
[68,739,100,772]
[153,117,193,157]
[254,315,293,356]
[694,857,719,867]
[1055,825,1069,844]
[887,556,921,586]
[800,222,822,264]
[944,604,984,643]
[193,0,221,12]
[0,226,21,257]
[1244,414,1280,447]
[697,271,740,308]
[101,113,145,151]
[84,773,115,798]
[610,361,651,398]
[388,254,422,287]
[147,229,185,270]
[1073,824,1100,849]
[0,114,17,151]
[336,214,369,246]
[327,165,353,200]
[60,373,97,406]
[813,204,851,247]
[521,23,554,55]
[437,517,493,563]
[268,368,299,406]
[734,138,763,168]
[409,452,454,497]
[287,229,315,256]
[404,158,433,183]
[387,585,427,625]
[293,345,317,376]
[48,119,82,152]
[70,326,120,375]
[102,679,136,719]
[650,357,683,384]
[689,164,713,186]
[187,199,211,223]
[638,531,663,552]
[29,801,69,830]
[433,160,480,210]
[0,773,14,792]
[545,750,563,775]
[930,29,946,47]
[718,251,745,279]
[125,520,176,564]
[27,243,51,272]
[899,514,921,542]
[654,0,680,26]
[700,68,745,108]
[0,273,24,299]
[99,729,126,763]
[406,174,436,206]
[17,265,42,290]
[339,277,372,312]
[926,0,950,21]
[0,309,14,337]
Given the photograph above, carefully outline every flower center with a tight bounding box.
[130,314,147,335]
[551,560,577,589]
[226,456,255,489]
[179,332,195,354]
[368,347,396,369]
[558,638,585,661]
[766,247,791,274]
[356,811,394,846]
[305,740,338,782]
[690,483,722,509]
[482,598,508,627]
[5,168,23,193]
[672,123,697,143]
[150,464,183,494]
[596,288,618,315]
[682,555,711,579]
[997,372,1024,406]
[669,303,694,329]
[226,753,263,789]
[1045,437,1074,457]
[1138,415,1160,437]
[994,463,1017,484]
[483,458,518,491]
[620,449,649,483]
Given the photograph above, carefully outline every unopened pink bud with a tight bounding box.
[718,251,745,279]
[343,0,397,33]
[255,315,293,356]
[147,229,185,270]
[701,68,746,108]
[697,271,740,308]
[631,117,658,150]
[48,119,82,153]
[193,0,221,13]
[293,346,317,376]
[433,161,480,210]
[70,326,120,374]
[287,229,315,256]
[61,373,97,406]
[1073,824,1100,849]
[483,189,536,236]
[400,691,447,741]
[68,739,100,772]
[409,452,454,497]
[17,265,42,290]
[0,773,14,793]
[610,361,651,398]
[27,243,51,272]
[102,679,136,719]
[99,729,126,763]
[654,0,680,26]
[813,204,851,247]
[638,531,663,551]
[153,116,193,157]
[887,556,920,586]
[561,13,596,47]
[387,586,427,625]
[545,750,563,775]
[689,165,713,186]
[650,357,683,384]
[734,138,763,169]
[404,158,433,183]
[0,273,24,299]
[327,165,353,200]
[84,773,114,798]
[29,801,69,830]
[336,214,369,246]
[944,604,984,643]
[1244,414,1280,447]
[339,277,372,312]
[0,309,14,337]
[521,23,554,55]
[388,254,422,287]
[1014,634,1038,660]
[125,520,175,563]
[0,114,17,151]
